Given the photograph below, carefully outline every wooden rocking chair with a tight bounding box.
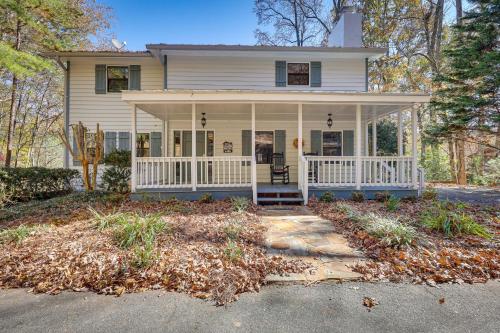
[270,153,290,185]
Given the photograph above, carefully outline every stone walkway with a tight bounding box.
[261,206,364,282]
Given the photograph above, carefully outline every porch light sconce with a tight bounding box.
[201,112,207,128]
[327,113,333,128]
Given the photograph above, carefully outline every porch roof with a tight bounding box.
[122,89,430,121]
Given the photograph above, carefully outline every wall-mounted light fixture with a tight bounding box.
[201,112,207,128]
[327,113,333,128]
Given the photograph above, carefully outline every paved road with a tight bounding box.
[436,186,500,206]
[1,282,499,333]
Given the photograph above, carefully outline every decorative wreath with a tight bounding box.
[293,138,305,149]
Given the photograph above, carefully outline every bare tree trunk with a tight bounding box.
[456,134,467,185]
[417,109,426,162]
[4,17,21,167]
[448,138,457,182]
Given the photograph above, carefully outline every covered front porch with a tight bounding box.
[122,90,429,203]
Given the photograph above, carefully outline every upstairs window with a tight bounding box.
[287,63,309,86]
[107,66,129,92]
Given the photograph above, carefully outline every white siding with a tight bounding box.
[69,57,163,132]
[167,56,365,91]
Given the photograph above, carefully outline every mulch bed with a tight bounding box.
[309,199,499,285]
[0,197,307,305]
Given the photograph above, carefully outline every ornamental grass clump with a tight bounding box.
[230,196,250,213]
[385,195,401,212]
[0,224,40,244]
[422,202,492,239]
[362,213,417,247]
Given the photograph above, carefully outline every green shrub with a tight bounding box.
[199,193,214,204]
[101,167,131,193]
[336,202,355,216]
[0,224,45,244]
[422,188,438,201]
[319,191,335,203]
[102,150,131,193]
[351,191,365,202]
[224,240,243,262]
[0,167,78,202]
[103,150,131,168]
[374,191,391,202]
[422,202,491,239]
[230,196,250,212]
[385,196,401,212]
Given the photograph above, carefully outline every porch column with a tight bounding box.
[411,106,418,189]
[162,120,167,157]
[355,104,362,190]
[297,103,303,187]
[397,110,403,156]
[131,104,137,192]
[364,121,369,155]
[372,115,377,156]
[251,103,257,204]
[191,103,197,191]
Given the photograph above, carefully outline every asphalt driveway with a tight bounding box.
[1,282,499,333]
[435,186,500,206]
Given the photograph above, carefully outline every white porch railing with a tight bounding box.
[361,156,414,186]
[303,156,414,187]
[136,156,252,189]
[197,156,252,187]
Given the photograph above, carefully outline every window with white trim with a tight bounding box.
[287,63,309,86]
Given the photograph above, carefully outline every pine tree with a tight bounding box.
[430,0,500,183]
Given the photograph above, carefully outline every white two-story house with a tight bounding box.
[52,6,429,204]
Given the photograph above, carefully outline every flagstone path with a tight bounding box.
[260,206,365,282]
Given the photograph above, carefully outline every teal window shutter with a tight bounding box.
[310,62,321,87]
[182,131,192,157]
[72,135,81,166]
[150,132,162,157]
[163,55,168,89]
[196,131,205,156]
[129,65,141,90]
[342,130,354,156]
[104,132,117,155]
[95,64,106,94]
[310,130,322,155]
[118,132,131,151]
[274,130,286,162]
[275,61,286,87]
[242,130,251,156]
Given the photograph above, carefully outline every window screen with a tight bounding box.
[107,66,129,92]
[287,63,309,85]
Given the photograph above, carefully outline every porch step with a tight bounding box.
[257,186,304,206]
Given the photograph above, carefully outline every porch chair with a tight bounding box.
[270,153,290,185]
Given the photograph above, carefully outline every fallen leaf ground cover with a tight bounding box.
[309,198,499,285]
[0,194,306,305]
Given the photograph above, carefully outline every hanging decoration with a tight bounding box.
[201,112,207,128]
[327,113,333,128]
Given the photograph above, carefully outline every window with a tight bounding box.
[85,133,97,162]
[173,130,214,157]
[323,131,342,156]
[255,131,273,164]
[136,133,150,157]
[107,66,129,92]
[287,63,309,85]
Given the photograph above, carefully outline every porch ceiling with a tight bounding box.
[138,102,411,122]
[125,89,430,122]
